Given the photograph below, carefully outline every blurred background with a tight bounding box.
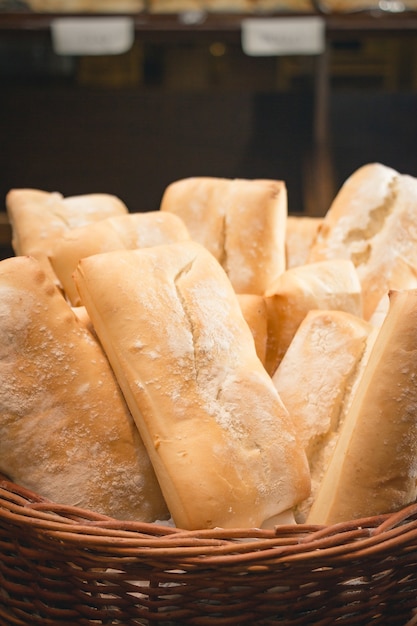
[1,1,417,259]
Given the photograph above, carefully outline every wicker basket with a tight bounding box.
[1,474,417,625]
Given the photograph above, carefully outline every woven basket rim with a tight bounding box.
[3,474,417,625]
[2,473,417,563]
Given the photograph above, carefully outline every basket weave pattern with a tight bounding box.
[1,475,417,625]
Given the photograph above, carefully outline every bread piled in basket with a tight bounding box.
[2,164,417,624]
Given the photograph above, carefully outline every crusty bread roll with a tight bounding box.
[49,211,191,306]
[317,0,417,12]
[272,309,374,521]
[203,0,314,10]
[160,177,287,295]
[285,215,322,269]
[309,163,417,320]
[249,0,315,11]
[25,0,145,11]
[6,188,128,284]
[307,289,417,525]
[0,255,167,522]
[74,241,310,530]
[148,0,203,10]
[150,0,314,10]
[237,294,268,367]
[264,259,363,375]
[203,0,252,9]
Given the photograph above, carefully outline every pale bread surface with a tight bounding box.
[307,289,417,525]
[160,177,287,295]
[309,163,417,319]
[6,188,128,283]
[0,255,167,522]
[74,241,310,530]
[273,309,373,521]
[264,259,363,375]
[149,0,203,9]
[26,0,145,11]
[50,211,190,305]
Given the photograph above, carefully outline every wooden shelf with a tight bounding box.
[0,9,415,218]
[0,10,417,37]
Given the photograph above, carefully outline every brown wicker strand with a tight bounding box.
[2,477,417,624]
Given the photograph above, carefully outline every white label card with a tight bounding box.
[51,17,135,56]
[241,17,325,57]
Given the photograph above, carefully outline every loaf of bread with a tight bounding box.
[148,0,203,10]
[203,0,314,13]
[264,259,363,375]
[307,289,417,525]
[74,241,310,530]
[272,309,374,521]
[149,0,314,10]
[25,0,145,11]
[316,0,417,12]
[203,0,252,9]
[160,176,287,295]
[0,255,167,522]
[4,159,417,529]
[6,188,128,284]
[49,211,190,305]
[309,163,417,320]
[249,0,315,12]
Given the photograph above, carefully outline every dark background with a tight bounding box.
[1,27,417,259]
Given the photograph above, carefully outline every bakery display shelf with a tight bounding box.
[0,9,417,36]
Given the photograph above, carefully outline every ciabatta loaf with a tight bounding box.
[309,163,417,320]
[203,0,313,10]
[0,255,167,522]
[6,188,128,283]
[252,0,314,9]
[264,259,362,375]
[148,0,202,10]
[26,0,145,11]
[272,309,374,521]
[74,241,310,530]
[307,289,417,525]
[160,177,287,295]
[50,211,190,305]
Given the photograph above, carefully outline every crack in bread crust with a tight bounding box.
[346,176,399,267]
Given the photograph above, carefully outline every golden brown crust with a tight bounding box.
[50,211,190,305]
[0,255,167,522]
[160,177,287,295]
[307,289,417,525]
[74,241,310,530]
[148,0,203,10]
[317,0,417,12]
[26,0,145,11]
[264,259,363,375]
[272,309,373,521]
[6,188,128,284]
[309,164,417,320]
